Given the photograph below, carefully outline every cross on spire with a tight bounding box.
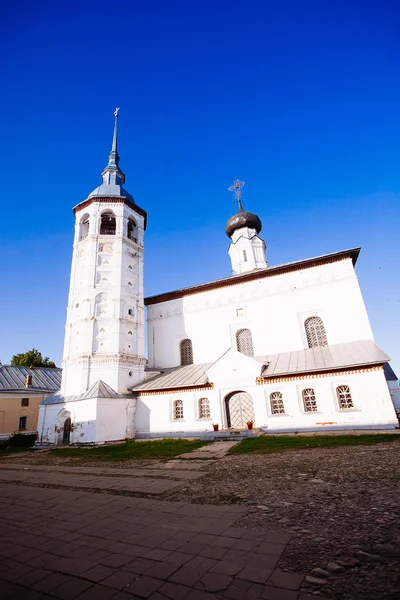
[101,108,125,186]
[228,178,246,211]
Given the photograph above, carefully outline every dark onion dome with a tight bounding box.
[225,201,262,238]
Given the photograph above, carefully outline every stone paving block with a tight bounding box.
[101,570,138,590]
[210,560,245,576]
[263,532,292,545]
[268,569,304,591]
[163,551,194,566]
[144,560,180,580]
[125,575,162,598]
[168,566,209,587]
[31,572,72,593]
[246,553,280,570]
[142,547,172,561]
[200,572,232,592]
[2,563,34,582]
[158,581,191,600]
[81,565,114,582]
[6,587,43,600]
[69,583,117,600]
[50,576,93,599]
[236,565,273,584]
[232,539,260,552]
[46,557,97,576]
[198,545,228,560]
[15,567,51,587]
[255,542,286,556]
[123,558,158,575]
[261,584,298,600]
[0,580,31,600]
[99,553,132,568]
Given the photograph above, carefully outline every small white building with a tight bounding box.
[37,115,399,444]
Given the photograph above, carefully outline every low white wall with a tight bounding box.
[135,369,398,436]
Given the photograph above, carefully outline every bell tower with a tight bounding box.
[60,109,147,397]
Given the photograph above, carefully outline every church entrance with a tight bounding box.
[62,417,71,445]
[225,391,255,428]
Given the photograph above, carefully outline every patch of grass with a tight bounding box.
[49,438,209,462]
[229,434,400,455]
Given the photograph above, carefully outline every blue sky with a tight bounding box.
[1,0,399,374]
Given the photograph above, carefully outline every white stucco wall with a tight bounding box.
[147,257,373,369]
[135,367,398,436]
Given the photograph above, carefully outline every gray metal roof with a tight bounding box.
[259,340,389,378]
[0,366,62,393]
[132,340,389,392]
[132,363,213,393]
[41,379,131,406]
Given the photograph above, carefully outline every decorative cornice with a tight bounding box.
[73,196,147,230]
[135,383,214,396]
[145,248,360,306]
[256,364,383,385]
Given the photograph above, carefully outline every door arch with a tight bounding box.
[225,391,255,428]
[62,417,71,445]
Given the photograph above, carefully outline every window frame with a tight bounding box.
[304,315,328,348]
[173,399,184,421]
[21,398,29,407]
[335,384,356,411]
[198,397,211,420]
[18,416,28,431]
[300,387,319,413]
[268,390,287,416]
[180,338,193,366]
[235,328,254,356]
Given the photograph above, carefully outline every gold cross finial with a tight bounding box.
[228,178,246,209]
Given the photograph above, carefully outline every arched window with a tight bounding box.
[100,211,116,235]
[127,218,137,242]
[304,316,328,348]
[128,308,134,317]
[236,328,254,356]
[198,398,210,419]
[180,339,193,365]
[79,214,90,240]
[174,399,184,420]
[336,385,354,409]
[270,392,285,415]
[302,388,318,412]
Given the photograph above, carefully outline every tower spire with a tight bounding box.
[101,107,126,186]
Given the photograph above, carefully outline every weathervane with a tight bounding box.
[228,178,246,207]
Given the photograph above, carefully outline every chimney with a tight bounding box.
[25,375,32,387]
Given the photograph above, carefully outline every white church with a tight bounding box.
[38,111,399,444]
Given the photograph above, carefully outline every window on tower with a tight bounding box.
[79,213,90,240]
[127,218,137,243]
[100,211,116,235]
[180,339,193,365]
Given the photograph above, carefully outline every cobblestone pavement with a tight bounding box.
[0,465,309,600]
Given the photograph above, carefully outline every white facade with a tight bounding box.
[147,256,373,369]
[134,362,397,437]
